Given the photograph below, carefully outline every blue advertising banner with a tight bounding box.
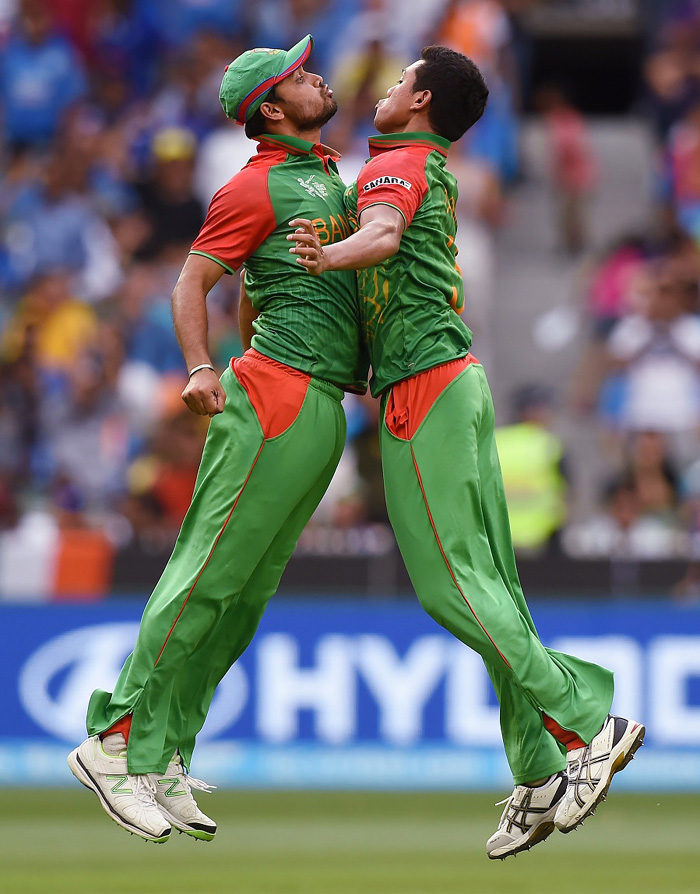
[2,599,700,789]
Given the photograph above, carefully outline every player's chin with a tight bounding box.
[373,111,391,134]
[323,97,338,120]
[311,100,338,129]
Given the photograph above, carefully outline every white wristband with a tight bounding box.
[188,363,216,378]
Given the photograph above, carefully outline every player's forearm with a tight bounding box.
[171,255,226,371]
[323,218,402,270]
[172,277,213,372]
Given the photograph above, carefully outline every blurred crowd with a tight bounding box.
[559,0,700,585]
[0,0,531,562]
[1,0,700,591]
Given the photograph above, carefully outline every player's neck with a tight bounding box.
[266,123,323,145]
[383,111,436,137]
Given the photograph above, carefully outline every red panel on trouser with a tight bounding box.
[385,353,480,440]
[232,349,310,439]
[543,713,587,750]
[101,713,133,743]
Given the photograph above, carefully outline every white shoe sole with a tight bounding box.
[156,804,217,841]
[555,720,645,833]
[67,747,171,843]
[487,803,561,860]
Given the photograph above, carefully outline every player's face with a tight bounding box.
[273,65,338,130]
[374,60,423,134]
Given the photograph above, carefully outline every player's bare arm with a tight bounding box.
[172,253,226,416]
[238,273,259,352]
[288,204,404,274]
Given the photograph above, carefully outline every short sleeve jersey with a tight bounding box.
[190,134,368,393]
[344,132,472,397]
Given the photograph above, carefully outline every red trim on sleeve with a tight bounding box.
[190,154,279,271]
[356,146,430,228]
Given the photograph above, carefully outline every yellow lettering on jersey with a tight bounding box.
[442,188,457,225]
[450,286,465,314]
[338,213,353,239]
[313,218,331,245]
[330,215,344,243]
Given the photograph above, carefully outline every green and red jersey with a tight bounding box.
[190,133,368,393]
[345,132,472,397]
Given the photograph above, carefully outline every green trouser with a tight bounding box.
[87,359,346,774]
[381,359,614,785]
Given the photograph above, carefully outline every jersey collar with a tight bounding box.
[257,133,341,162]
[367,131,450,158]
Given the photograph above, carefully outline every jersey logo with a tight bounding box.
[297,175,328,198]
[363,176,412,192]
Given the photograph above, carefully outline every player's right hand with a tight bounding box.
[181,368,226,416]
[287,218,327,275]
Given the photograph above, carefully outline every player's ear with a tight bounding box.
[260,101,285,123]
[411,89,431,112]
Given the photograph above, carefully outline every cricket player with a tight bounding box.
[289,45,645,860]
[68,35,368,843]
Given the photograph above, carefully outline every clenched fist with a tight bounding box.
[181,368,225,416]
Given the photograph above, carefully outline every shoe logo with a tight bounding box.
[156,777,186,797]
[106,775,132,794]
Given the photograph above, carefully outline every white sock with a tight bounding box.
[101,732,127,756]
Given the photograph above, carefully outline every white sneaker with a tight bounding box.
[486,771,568,860]
[67,734,171,843]
[150,752,217,841]
[555,715,645,833]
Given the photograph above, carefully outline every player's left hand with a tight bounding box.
[287,219,327,275]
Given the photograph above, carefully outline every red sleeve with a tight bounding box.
[190,161,276,273]
[356,147,429,228]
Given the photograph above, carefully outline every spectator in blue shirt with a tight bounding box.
[0,0,87,149]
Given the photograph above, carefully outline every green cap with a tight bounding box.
[219,35,314,125]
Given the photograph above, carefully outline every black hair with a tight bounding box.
[244,84,280,140]
[412,45,489,143]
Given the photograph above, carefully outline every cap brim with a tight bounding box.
[278,34,314,82]
[235,35,314,124]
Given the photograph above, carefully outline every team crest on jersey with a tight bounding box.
[363,176,412,192]
[297,175,328,198]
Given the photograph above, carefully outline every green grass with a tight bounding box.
[1,790,698,894]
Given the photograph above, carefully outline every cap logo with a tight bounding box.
[250,49,282,56]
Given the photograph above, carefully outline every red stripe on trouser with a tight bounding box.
[409,444,511,668]
[543,712,587,751]
[153,442,265,668]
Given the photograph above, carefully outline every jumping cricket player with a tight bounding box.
[289,44,645,860]
[68,35,368,843]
